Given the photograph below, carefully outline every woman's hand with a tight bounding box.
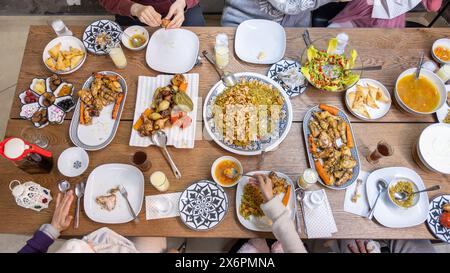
[131,3,162,27]
[51,190,74,233]
[165,0,187,29]
[249,175,274,202]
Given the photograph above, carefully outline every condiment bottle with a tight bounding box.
[150,171,170,192]
[214,33,229,69]
[0,137,53,174]
[334,33,349,55]
[51,19,72,36]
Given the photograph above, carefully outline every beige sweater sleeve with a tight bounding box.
[261,197,307,253]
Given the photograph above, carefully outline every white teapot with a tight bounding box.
[9,180,52,211]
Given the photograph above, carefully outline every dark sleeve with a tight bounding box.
[18,230,54,253]
[99,0,135,16]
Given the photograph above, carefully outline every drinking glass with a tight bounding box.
[108,42,127,69]
[132,150,152,172]
[20,126,49,149]
[366,140,394,164]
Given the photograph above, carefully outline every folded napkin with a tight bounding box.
[372,0,421,19]
[145,192,181,220]
[302,190,337,239]
[344,171,370,217]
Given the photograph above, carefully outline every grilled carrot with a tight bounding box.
[346,123,354,148]
[308,135,317,155]
[133,108,152,131]
[112,93,124,120]
[282,185,291,206]
[79,101,85,125]
[179,82,188,92]
[315,160,332,186]
[319,104,339,115]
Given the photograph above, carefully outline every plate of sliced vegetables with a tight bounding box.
[303,104,360,190]
[300,36,361,92]
[69,71,127,151]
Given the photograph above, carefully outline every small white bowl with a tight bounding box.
[431,38,450,65]
[387,178,420,209]
[121,25,149,51]
[211,156,243,188]
[58,147,89,177]
[42,36,87,75]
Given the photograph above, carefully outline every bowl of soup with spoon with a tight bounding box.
[395,68,447,115]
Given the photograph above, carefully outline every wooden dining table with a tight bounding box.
[0,25,449,239]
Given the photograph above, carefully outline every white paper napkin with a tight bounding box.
[145,192,181,220]
[344,171,370,217]
[372,0,421,20]
[302,189,337,238]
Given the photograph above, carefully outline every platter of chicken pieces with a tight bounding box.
[303,104,360,190]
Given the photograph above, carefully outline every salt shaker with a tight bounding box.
[9,180,52,211]
[334,33,349,55]
[51,20,72,36]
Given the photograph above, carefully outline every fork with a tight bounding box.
[118,185,140,223]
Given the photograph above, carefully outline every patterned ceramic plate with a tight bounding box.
[302,105,361,190]
[82,20,122,55]
[179,180,229,231]
[427,194,450,243]
[203,72,293,156]
[267,59,307,97]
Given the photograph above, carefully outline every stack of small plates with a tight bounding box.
[414,123,450,175]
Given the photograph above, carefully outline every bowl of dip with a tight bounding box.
[121,25,149,51]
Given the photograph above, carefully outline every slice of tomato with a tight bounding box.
[440,212,450,228]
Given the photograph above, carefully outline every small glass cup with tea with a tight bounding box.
[366,140,394,164]
[132,150,152,172]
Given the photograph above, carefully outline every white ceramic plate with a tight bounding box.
[436,85,450,123]
[129,73,199,148]
[236,171,296,232]
[432,38,450,65]
[418,123,450,174]
[146,28,199,73]
[42,36,87,75]
[345,78,391,120]
[69,71,127,151]
[235,19,286,64]
[84,164,144,224]
[366,167,429,228]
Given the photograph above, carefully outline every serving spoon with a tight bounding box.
[367,179,387,220]
[152,130,181,179]
[58,180,70,195]
[394,185,440,202]
[202,50,238,87]
[415,51,425,79]
[223,168,256,180]
[121,32,142,48]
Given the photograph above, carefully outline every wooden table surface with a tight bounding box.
[1,26,449,239]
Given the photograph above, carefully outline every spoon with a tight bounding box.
[346,65,383,72]
[223,168,256,180]
[74,182,85,229]
[415,51,424,79]
[202,50,238,87]
[366,179,388,220]
[394,185,440,202]
[57,180,70,195]
[152,130,181,179]
[122,32,142,48]
[325,65,383,79]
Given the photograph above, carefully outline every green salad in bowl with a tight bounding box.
[301,37,361,92]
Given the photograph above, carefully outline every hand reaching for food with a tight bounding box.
[131,3,162,27]
[165,0,187,29]
[249,175,274,202]
[51,190,75,233]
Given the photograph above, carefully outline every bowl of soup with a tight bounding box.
[395,68,447,115]
[211,156,243,188]
[121,25,149,51]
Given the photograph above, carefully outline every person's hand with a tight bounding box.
[165,0,186,29]
[249,175,273,202]
[347,240,370,253]
[51,190,74,233]
[131,3,162,27]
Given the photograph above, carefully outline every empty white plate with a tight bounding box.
[418,123,450,174]
[366,167,429,228]
[84,164,144,224]
[57,147,89,177]
[235,19,286,64]
[146,28,199,73]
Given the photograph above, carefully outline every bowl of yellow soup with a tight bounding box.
[395,68,447,115]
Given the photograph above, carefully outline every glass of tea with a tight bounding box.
[132,151,152,172]
[366,140,394,164]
